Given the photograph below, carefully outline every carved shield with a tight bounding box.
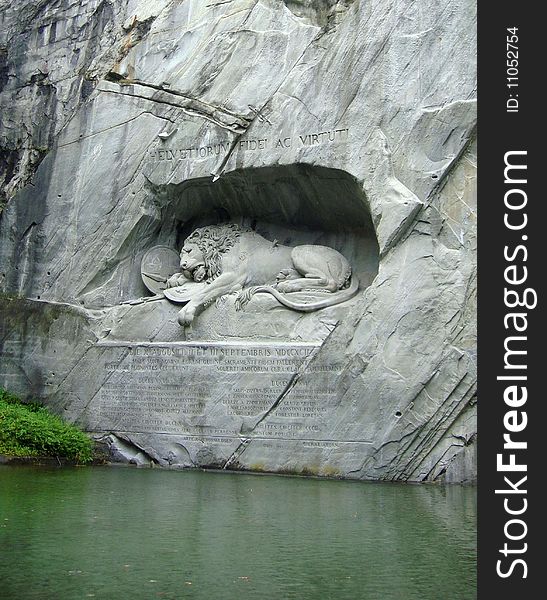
[141,246,181,294]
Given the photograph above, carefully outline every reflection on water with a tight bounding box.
[0,467,476,599]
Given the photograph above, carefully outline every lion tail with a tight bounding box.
[245,276,360,312]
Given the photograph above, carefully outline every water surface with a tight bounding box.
[0,466,476,599]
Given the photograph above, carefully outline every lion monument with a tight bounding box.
[163,223,359,326]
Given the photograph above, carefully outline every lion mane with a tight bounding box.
[185,223,250,281]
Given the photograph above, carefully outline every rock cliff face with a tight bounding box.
[0,0,476,482]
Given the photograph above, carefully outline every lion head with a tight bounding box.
[180,223,249,282]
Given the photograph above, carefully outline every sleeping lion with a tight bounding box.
[165,223,359,326]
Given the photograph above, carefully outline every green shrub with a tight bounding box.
[0,389,93,463]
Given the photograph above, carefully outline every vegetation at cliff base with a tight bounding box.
[0,389,92,463]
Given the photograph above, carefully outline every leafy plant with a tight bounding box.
[0,389,93,463]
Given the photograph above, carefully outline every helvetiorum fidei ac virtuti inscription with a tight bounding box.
[0,0,476,482]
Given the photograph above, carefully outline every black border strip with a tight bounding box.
[478,2,541,596]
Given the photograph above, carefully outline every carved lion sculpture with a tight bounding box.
[165,223,359,326]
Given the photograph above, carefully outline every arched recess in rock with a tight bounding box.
[79,163,379,343]
[147,163,379,292]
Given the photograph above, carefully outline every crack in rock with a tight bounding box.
[97,80,250,133]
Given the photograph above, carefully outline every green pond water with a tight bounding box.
[0,466,476,600]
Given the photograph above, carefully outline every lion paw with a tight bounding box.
[275,268,299,283]
[178,305,196,326]
[167,273,187,289]
[276,280,301,293]
[235,287,256,311]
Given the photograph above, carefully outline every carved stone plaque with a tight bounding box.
[86,341,323,437]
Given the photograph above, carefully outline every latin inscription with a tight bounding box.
[92,343,342,438]
[148,128,350,163]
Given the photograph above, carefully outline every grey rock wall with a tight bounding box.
[0,0,476,482]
